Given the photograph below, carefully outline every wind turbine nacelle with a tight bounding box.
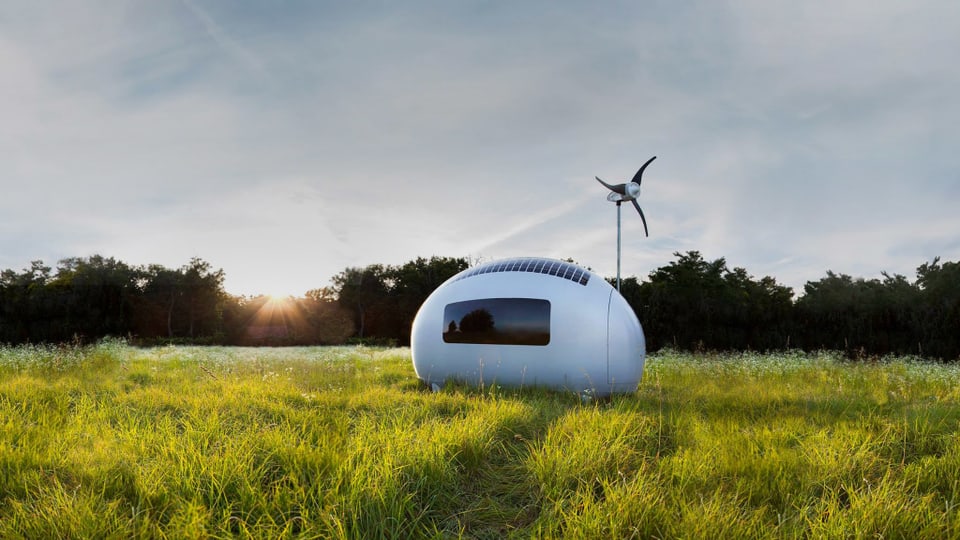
[606,181,640,203]
[410,257,646,397]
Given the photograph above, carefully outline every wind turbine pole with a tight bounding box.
[596,156,655,293]
[616,201,622,292]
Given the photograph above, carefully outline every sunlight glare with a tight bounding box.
[263,293,294,307]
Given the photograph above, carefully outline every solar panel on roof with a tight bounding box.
[452,258,590,286]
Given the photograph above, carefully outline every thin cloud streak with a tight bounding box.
[180,0,266,76]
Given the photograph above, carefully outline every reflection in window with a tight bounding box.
[443,298,550,346]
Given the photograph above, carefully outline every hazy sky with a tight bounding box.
[2,1,958,297]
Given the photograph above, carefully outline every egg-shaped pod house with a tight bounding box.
[410,257,645,396]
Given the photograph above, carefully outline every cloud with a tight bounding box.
[1,1,958,296]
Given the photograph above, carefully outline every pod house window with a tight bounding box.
[442,298,550,346]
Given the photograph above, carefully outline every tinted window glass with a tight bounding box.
[443,298,550,346]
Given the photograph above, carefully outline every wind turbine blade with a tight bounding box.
[596,176,626,195]
[631,156,657,185]
[632,199,649,237]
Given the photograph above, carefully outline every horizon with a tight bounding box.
[1,249,950,300]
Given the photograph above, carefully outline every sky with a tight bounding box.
[2,1,958,298]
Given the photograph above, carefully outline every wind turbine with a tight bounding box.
[596,156,656,292]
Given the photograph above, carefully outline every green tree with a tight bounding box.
[331,265,389,339]
[637,251,729,350]
[627,251,794,352]
[796,270,922,357]
[49,255,140,341]
[136,265,182,338]
[915,257,960,359]
[384,256,470,343]
[134,258,225,341]
[0,261,51,342]
[180,258,226,339]
[303,289,355,344]
[329,257,469,344]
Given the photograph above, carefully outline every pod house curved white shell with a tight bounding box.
[411,257,645,397]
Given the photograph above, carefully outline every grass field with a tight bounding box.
[2,341,960,538]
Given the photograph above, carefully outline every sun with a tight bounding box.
[246,290,311,342]
[263,293,295,307]
[261,287,301,301]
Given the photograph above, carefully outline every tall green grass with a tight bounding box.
[2,342,960,538]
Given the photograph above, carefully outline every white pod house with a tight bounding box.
[410,257,645,396]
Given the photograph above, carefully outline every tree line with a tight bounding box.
[1,252,957,359]
[0,255,467,348]
[619,251,959,360]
